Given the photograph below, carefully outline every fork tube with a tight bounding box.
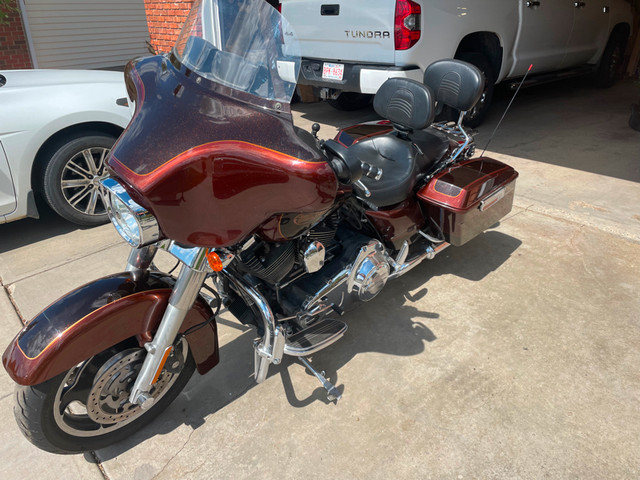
[125,245,158,281]
[129,262,207,406]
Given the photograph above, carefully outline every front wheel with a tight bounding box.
[14,338,195,454]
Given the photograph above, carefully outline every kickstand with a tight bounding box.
[299,357,342,403]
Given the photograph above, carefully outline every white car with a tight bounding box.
[0,69,131,226]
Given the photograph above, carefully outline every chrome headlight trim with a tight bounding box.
[99,177,160,248]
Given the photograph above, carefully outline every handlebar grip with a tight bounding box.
[360,162,383,181]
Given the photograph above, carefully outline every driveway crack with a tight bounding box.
[152,427,199,479]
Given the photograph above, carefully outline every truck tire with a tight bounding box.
[594,32,627,88]
[327,92,373,111]
[455,53,495,128]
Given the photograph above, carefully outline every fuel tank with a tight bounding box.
[108,55,338,247]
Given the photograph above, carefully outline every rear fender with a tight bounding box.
[2,272,219,386]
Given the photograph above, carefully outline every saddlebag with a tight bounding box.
[417,158,518,246]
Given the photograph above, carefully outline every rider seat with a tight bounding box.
[348,77,447,207]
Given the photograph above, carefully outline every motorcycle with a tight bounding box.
[2,0,518,454]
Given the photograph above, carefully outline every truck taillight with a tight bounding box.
[395,0,421,50]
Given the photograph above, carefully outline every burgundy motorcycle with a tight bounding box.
[3,0,517,454]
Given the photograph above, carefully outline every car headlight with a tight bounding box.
[100,177,160,248]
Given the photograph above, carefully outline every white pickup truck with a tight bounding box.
[280,0,634,125]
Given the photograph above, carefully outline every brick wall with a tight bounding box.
[143,0,193,54]
[143,0,280,54]
[0,0,33,69]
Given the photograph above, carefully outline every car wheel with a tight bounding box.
[594,32,627,88]
[455,53,495,128]
[327,92,373,111]
[40,133,116,226]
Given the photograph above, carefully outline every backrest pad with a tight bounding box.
[373,78,435,131]
[423,59,484,112]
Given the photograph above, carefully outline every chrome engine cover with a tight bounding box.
[347,240,390,301]
[301,239,390,312]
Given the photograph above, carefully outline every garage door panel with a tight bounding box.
[23,0,151,69]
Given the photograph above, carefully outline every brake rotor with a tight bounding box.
[86,348,173,424]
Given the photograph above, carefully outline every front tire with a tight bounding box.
[14,338,195,454]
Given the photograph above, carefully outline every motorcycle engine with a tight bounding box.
[282,229,390,315]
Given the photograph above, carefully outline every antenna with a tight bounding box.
[481,64,533,157]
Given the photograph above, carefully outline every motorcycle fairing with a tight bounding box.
[2,273,219,386]
[108,55,338,248]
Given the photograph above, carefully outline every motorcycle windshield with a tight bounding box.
[173,0,300,103]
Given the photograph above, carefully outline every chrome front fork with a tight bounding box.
[125,243,285,404]
[126,245,209,408]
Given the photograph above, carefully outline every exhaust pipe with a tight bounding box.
[388,242,449,280]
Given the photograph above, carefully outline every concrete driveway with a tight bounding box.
[0,78,639,480]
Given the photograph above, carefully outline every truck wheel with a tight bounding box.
[327,92,373,111]
[455,53,495,128]
[594,32,627,88]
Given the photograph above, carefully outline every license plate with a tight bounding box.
[322,62,344,81]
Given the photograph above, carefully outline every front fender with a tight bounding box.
[2,272,219,386]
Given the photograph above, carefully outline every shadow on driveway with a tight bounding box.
[93,230,521,460]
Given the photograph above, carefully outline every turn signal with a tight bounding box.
[206,250,224,271]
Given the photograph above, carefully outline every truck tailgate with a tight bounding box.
[281,0,396,64]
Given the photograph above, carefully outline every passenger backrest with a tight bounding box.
[423,59,484,112]
[373,78,435,132]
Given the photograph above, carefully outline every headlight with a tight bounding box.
[100,177,160,248]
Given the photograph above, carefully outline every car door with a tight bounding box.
[561,0,610,67]
[510,0,575,77]
[0,141,17,218]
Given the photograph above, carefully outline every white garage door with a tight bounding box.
[22,0,150,69]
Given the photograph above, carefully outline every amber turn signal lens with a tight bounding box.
[206,250,224,271]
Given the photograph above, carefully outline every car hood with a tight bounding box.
[0,69,125,90]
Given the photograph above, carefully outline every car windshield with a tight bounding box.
[173,0,300,104]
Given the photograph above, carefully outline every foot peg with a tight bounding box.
[299,357,341,403]
[284,318,347,356]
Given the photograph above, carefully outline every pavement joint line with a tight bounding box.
[2,282,26,326]
[89,451,110,480]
